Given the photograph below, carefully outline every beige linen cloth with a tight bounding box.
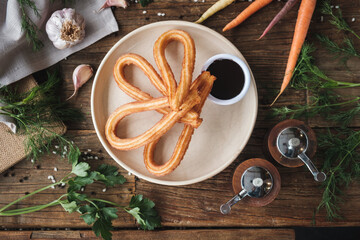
[0,0,119,172]
[0,0,118,85]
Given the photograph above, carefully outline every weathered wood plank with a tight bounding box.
[1,126,359,228]
[0,229,295,240]
[1,0,360,231]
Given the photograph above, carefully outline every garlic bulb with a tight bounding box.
[46,8,85,50]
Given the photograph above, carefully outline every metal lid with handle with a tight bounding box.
[277,127,326,182]
[220,158,281,214]
[220,166,273,214]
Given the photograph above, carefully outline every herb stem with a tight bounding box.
[304,57,360,88]
[333,132,360,172]
[293,97,360,114]
[350,30,360,41]
[88,198,125,209]
[0,182,60,213]
[0,176,70,213]
[85,199,100,210]
[0,193,68,216]
[0,200,61,216]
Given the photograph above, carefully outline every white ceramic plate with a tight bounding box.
[91,21,258,186]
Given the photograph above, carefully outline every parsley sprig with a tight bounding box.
[0,160,161,240]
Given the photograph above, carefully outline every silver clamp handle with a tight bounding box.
[298,152,326,182]
[220,189,247,214]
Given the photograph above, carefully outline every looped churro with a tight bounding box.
[105,29,215,176]
[144,72,216,176]
[113,53,201,128]
[153,30,196,111]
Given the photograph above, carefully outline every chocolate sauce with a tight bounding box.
[206,59,244,100]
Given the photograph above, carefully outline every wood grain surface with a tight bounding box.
[0,229,295,240]
[1,0,360,238]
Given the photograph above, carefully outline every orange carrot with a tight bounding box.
[223,0,273,32]
[271,0,317,106]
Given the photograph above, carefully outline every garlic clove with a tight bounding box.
[67,64,94,100]
[98,0,129,13]
[53,40,67,50]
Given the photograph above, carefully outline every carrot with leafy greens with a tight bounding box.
[258,0,300,40]
[223,0,273,32]
[195,0,235,24]
[271,0,317,106]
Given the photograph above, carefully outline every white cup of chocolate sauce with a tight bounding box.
[202,54,251,105]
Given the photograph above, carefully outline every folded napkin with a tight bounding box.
[0,0,118,132]
[0,0,119,86]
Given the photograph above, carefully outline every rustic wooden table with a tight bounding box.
[1,1,359,239]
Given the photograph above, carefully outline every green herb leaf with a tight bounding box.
[17,0,44,51]
[80,212,97,225]
[139,0,153,7]
[96,164,127,187]
[67,191,87,203]
[272,42,360,126]
[80,203,118,240]
[72,162,90,177]
[101,207,118,221]
[316,129,360,220]
[320,0,360,40]
[92,215,113,240]
[79,204,98,225]
[127,195,161,230]
[60,200,78,213]
[0,71,83,164]
[79,204,96,214]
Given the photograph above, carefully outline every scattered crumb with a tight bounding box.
[54,167,58,172]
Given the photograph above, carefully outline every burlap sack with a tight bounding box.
[0,75,66,173]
